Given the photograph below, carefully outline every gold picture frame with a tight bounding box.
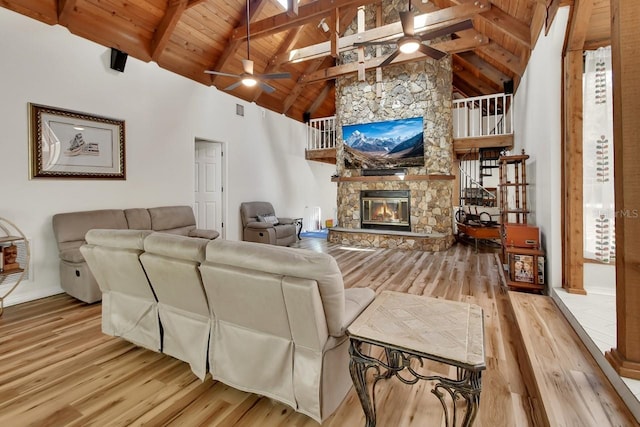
[29,103,125,179]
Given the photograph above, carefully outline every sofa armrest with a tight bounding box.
[246,221,274,229]
[342,287,376,332]
[188,228,220,240]
[277,217,294,225]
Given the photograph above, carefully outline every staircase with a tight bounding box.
[459,149,499,210]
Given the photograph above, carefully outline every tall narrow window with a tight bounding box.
[583,46,615,263]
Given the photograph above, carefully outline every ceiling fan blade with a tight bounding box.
[419,19,474,41]
[258,81,276,94]
[205,70,242,78]
[242,59,254,75]
[224,81,243,91]
[399,11,414,37]
[418,43,447,60]
[257,72,292,80]
[380,49,401,67]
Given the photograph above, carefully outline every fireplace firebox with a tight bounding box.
[361,190,410,231]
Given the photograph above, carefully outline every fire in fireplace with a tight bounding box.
[361,190,410,231]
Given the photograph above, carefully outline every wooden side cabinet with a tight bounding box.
[0,217,30,316]
[505,246,545,292]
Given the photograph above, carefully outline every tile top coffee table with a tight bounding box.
[347,290,486,427]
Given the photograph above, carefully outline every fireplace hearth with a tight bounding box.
[361,190,410,231]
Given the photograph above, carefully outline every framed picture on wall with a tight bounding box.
[29,103,125,179]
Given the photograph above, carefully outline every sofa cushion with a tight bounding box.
[143,232,208,262]
[85,228,152,250]
[204,239,346,337]
[59,248,85,264]
[52,209,128,246]
[148,206,196,232]
[258,214,279,225]
[124,208,152,230]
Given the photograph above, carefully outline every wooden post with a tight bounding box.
[605,0,640,379]
[562,49,586,294]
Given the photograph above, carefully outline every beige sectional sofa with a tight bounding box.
[80,229,375,423]
[52,206,219,303]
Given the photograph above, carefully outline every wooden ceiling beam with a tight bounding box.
[446,0,531,52]
[433,29,489,53]
[282,57,332,114]
[530,0,547,47]
[476,41,526,76]
[298,34,483,84]
[207,0,267,85]
[453,75,484,98]
[287,0,299,17]
[306,80,335,115]
[453,68,495,95]
[565,0,595,53]
[476,4,532,49]
[151,0,189,62]
[454,51,510,90]
[231,0,382,42]
[58,0,79,26]
[272,2,490,66]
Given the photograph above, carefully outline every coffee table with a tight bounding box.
[347,291,486,427]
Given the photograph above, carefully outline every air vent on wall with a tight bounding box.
[236,104,244,117]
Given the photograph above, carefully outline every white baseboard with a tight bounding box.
[2,284,64,308]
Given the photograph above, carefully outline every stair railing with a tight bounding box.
[307,116,336,151]
[453,93,513,138]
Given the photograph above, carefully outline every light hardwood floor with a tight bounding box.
[0,240,635,426]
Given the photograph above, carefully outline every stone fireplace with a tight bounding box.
[327,5,455,251]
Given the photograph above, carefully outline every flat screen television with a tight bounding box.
[342,116,424,169]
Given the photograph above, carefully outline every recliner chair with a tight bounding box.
[240,202,297,246]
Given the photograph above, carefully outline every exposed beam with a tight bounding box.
[433,30,489,53]
[477,41,526,76]
[287,0,299,17]
[231,0,383,42]
[283,58,332,114]
[562,49,585,295]
[530,0,547,48]
[298,34,483,84]
[455,51,510,90]
[453,67,496,95]
[448,0,531,49]
[57,0,79,26]
[565,0,595,52]
[306,80,334,115]
[546,0,562,35]
[207,0,267,85]
[479,4,532,49]
[605,0,640,381]
[273,2,490,66]
[151,0,189,62]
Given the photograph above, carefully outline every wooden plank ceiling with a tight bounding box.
[2,0,611,122]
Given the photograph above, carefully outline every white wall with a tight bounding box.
[0,8,337,306]
[512,7,570,289]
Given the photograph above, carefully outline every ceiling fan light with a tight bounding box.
[399,39,420,54]
[241,76,257,87]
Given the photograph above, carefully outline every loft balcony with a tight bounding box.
[453,92,514,156]
[305,93,514,165]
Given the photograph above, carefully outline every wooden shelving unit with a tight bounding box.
[499,150,530,225]
[0,219,30,316]
[499,150,545,292]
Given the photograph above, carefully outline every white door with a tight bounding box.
[194,140,223,236]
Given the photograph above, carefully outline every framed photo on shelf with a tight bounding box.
[29,103,125,179]
[510,253,535,283]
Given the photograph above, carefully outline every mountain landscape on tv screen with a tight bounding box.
[342,117,424,169]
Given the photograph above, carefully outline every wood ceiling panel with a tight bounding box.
[83,0,163,34]
[0,0,58,25]
[0,0,605,121]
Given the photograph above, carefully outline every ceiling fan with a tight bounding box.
[205,0,291,94]
[354,0,474,67]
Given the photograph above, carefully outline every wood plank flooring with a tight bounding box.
[0,239,635,426]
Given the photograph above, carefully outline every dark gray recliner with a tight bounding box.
[240,202,297,246]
